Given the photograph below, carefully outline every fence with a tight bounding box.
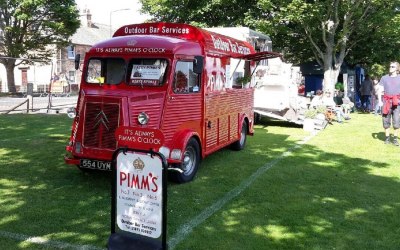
[0,95,78,114]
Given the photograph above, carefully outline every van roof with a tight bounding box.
[112,22,256,57]
[89,34,203,56]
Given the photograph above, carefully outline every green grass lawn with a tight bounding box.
[0,113,399,249]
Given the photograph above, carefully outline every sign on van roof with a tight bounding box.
[113,22,256,56]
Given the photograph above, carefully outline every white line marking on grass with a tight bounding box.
[168,132,317,249]
[0,230,105,250]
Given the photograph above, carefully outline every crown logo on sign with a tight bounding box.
[133,157,145,171]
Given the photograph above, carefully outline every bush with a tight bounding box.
[304,108,318,118]
[335,82,344,91]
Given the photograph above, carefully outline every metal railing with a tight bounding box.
[3,98,30,114]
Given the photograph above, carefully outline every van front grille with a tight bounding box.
[83,102,120,150]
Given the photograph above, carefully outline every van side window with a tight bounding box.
[173,61,200,94]
[86,58,125,85]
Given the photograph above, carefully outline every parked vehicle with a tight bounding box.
[64,22,276,183]
[253,60,310,125]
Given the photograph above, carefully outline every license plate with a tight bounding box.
[80,159,111,171]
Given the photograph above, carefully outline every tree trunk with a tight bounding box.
[4,60,17,93]
[322,50,341,92]
[323,68,340,92]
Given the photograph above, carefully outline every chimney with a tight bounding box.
[85,9,92,27]
[80,8,92,27]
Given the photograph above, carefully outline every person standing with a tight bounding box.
[380,62,400,146]
[360,74,374,112]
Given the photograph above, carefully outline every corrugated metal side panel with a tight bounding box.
[206,118,218,148]
[219,116,229,143]
[205,88,253,151]
[162,94,202,143]
[230,114,238,138]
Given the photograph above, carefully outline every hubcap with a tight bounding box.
[182,146,196,175]
[239,126,246,145]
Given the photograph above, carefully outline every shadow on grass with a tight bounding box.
[174,131,400,249]
[1,115,399,249]
[256,117,303,129]
[0,115,112,248]
[372,132,386,142]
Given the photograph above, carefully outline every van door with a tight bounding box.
[162,58,203,144]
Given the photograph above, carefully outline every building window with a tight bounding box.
[67,45,75,59]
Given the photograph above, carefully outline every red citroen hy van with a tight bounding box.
[65,22,277,183]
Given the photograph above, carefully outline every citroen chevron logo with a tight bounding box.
[93,110,110,131]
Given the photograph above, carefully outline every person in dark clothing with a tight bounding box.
[333,89,344,106]
[360,74,374,112]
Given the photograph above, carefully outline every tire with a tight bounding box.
[254,113,262,124]
[231,121,247,151]
[170,138,201,183]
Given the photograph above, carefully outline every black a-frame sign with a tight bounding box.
[107,148,167,250]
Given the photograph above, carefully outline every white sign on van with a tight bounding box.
[131,65,161,85]
[116,151,163,238]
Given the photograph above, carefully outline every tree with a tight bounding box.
[257,0,400,90]
[0,0,80,93]
[139,0,260,27]
[140,0,400,91]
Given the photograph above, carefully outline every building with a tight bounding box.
[0,8,110,93]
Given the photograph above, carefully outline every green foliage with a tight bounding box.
[368,63,387,79]
[304,108,318,119]
[139,0,260,27]
[305,105,327,119]
[235,75,252,86]
[0,0,80,92]
[139,0,400,89]
[335,82,344,91]
[0,0,80,59]
[315,105,327,114]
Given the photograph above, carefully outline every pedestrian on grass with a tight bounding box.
[360,74,374,112]
[379,62,400,146]
[373,77,384,115]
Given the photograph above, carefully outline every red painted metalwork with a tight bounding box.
[65,22,261,173]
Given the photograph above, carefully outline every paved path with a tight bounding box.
[0,96,78,114]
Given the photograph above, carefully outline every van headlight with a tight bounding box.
[138,112,149,125]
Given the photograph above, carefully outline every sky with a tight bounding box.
[75,0,151,30]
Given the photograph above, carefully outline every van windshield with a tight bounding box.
[128,59,168,86]
[86,58,125,85]
[85,58,168,86]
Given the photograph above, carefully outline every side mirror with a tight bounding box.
[74,54,81,70]
[193,56,204,74]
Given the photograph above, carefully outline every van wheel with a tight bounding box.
[231,122,247,151]
[170,138,200,183]
[254,113,262,124]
